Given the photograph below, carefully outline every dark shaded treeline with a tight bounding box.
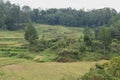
[0,0,120,30]
[0,0,30,30]
[33,8,117,27]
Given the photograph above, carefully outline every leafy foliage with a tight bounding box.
[0,0,119,30]
[24,23,38,44]
[98,27,112,54]
[82,56,120,80]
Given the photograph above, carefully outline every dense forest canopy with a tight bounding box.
[0,0,120,30]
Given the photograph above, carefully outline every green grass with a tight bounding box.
[34,24,83,39]
[0,24,84,61]
[0,24,108,80]
[39,49,58,62]
[0,57,29,67]
[0,30,24,38]
[0,57,106,80]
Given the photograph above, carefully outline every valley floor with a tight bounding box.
[0,57,106,80]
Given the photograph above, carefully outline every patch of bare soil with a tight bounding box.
[2,64,25,72]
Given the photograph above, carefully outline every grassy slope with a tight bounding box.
[34,24,83,40]
[0,24,107,80]
[34,24,84,61]
[0,24,83,61]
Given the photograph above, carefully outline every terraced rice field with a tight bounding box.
[0,24,97,80]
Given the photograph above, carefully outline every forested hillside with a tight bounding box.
[0,0,120,80]
[0,0,120,61]
[0,0,120,30]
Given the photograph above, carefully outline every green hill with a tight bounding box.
[0,24,83,61]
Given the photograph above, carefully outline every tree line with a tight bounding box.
[0,0,30,30]
[0,0,120,30]
[33,8,117,27]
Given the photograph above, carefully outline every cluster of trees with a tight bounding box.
[1,0,120,30]
[83,27,112,57]
[0,0,30,30]
[31,8,117,27]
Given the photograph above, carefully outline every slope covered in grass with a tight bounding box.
[0,24,109,80]
[0,24,83,61]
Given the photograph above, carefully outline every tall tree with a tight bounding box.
[24,23,38,44]
[31,9,40,22]
[22,5,31,22]
[0,0,5,29]
[5,3,21,30]
[98,27,112,54]
[83,27,94,46]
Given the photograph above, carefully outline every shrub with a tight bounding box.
[56,56,75,62]
[58,49,79,57]
[110,42,120,53]
[112,39,118,43]
[28,42,40,52]
[82,69,113,80]
[79,45,86,53]
[108,56,120,78]
[28,39,53,52]
[84,35,92,46]
[80,52,103,61]
[82,56,120,80]
[16,53,32,59]
[56,49,79,62]
[8,52,18,57]
[51,39,68,50]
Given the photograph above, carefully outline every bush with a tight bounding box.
[82,69,113,80]
[0,51,18,57]
[79,45,86,53]
[110,42,120,53]
[28,39,53,52]
[0,51,32,60]
[56,49,79,62]
[28,43,40,52]
[59,49,79,56]
[108,56,120,78]
[80,52,103,61]
[51,39,68,50]
[112,39,118,43]
[16,53,32,59]
[84,35,92,46]
[56,56,75,62]
[8,52,18,57]
[82,56,120,80]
